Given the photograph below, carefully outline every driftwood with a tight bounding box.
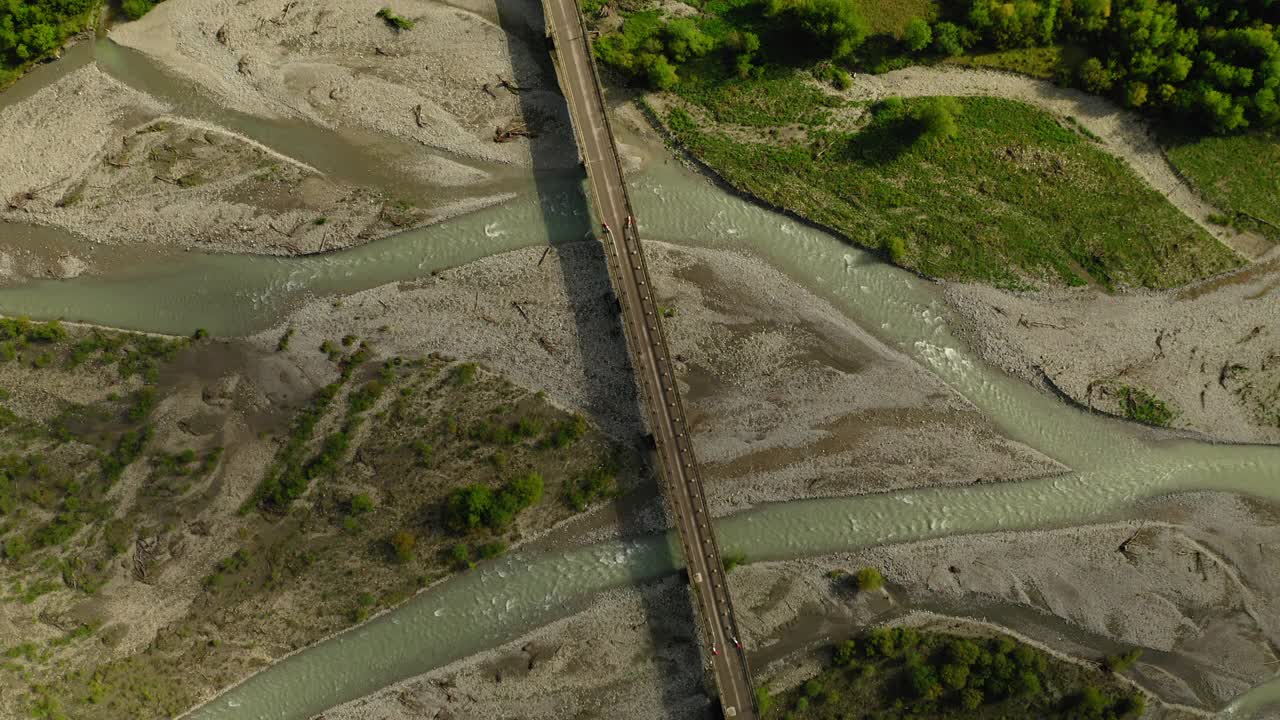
[537,246,551,266]
[413,103,428,128]
[481,83,497,99]
[511,301,532,324]
[1017,314,1066,330]
[495,75,523,93]
[494,123,536,143]
[216,23,230,45]
[538,336,557,355]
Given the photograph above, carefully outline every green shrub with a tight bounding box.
[390,530,416,563]
[1103,647,1143,673]
[449,542,472,570]
[855,566,884,591]
[349,493,374,515]
[722,551,746,572]
[376,7,415,30]
[453,362,477,385]
[1116,386,1174,426]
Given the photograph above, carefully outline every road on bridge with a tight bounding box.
[540,0,758,716]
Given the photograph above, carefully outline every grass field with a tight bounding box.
[855,0,937,36]
[1165,132,1280,241]
[942,45,1067,80]
[666,78,1239,289]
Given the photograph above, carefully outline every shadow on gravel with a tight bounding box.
[492,0,709,715]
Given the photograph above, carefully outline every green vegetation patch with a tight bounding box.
[376,7,415,30]
[666,92,1239,288]
[942,45,1065,80]
[1166,131,1280,240]
[769,628,1145,719]
[1115,385,1175,427]
[855,0,936,36]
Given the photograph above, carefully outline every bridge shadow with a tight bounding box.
[492,0,710,716]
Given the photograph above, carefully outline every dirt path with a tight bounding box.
[847,66,1274,261]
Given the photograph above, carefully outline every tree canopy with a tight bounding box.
[0,0,97,70]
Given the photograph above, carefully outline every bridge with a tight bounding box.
[540,0,759,716]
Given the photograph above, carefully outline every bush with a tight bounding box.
[722,551,746,572]
[1103,647,1143,673]
[833,639,858,667]
[448,542,472,570]
[349,493,374,515]
[931,21,965,56]
[903,18,932,53]
[914,97,961,142]
[886,236,908,265]
[376,7,415,30]
[453,362,477,385]
[390,530,416,563]
[855,566,884,591]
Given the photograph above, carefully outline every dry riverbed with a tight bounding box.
[945,257,1280,444]
[0,0,579,269]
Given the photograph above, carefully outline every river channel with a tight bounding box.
[0,40,1277,720]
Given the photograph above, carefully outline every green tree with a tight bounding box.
[646,54,679,89]
[903,17,932,52]
[663,18,716,62]
[960,687,984,709]
[443,485,494,532]
[931,21,965,55]
[915,97,961,141]
[767,0,870,59]
[833,639,858,667]
[940,662,970,689]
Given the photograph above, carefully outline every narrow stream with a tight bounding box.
[0,40,1277,720]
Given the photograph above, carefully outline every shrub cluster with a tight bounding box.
[442,472,544,533]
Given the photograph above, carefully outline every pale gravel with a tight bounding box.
[261,241,1061,504]
[942,260,1280,445]
[109,0,578,168]
[844,66,1274,259]
[0,64,167,202]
